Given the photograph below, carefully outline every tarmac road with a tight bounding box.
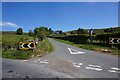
[2,38,120,79]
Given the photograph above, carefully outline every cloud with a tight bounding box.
[0,22,20,28]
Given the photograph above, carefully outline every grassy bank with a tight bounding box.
[54,39,120,56]
[2,32,54,59]
[32,38,54,57]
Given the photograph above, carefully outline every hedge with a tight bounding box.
[48,34,89,44]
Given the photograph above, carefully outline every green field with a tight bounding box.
[2,31,54,59]
[2,32,33,42]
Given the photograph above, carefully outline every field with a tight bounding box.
[2,32,33,42]
[2,31,54,59]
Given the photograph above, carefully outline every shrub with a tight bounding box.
[16,28,23,35]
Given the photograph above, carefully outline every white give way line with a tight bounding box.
[68,48,85,54]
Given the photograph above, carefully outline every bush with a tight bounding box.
[16,28,23,35]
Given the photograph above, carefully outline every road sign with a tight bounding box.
[19,42,36,50]
[109,38,120,44]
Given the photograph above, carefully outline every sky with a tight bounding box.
[1,2,118,32]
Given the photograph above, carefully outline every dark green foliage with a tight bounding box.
[28,30,34,36]
[34,27,39,35]
[36,31,45,41]
[2,42,18,50]
[59,30,63,34]
[49,34,89,44]
[95,32,120,44]
[104,28,110,32]
[95,32,120,48]
[49,28,54,34]
[16,28,23,35]
[77,28,88,34]
[77,28,81,34]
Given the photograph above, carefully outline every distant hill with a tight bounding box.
[66,27,120,35]
[1,31,28,35]
[93,27,120,34]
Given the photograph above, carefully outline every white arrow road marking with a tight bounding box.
[85,66,102,71]
[21,43,25,48]
[68,48,85,54]
[88,64,101,68]
[28,43,32,48]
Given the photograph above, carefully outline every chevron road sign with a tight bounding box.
[19,42,36,50]
[109,38,120,44]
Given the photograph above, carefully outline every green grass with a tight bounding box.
[33,38,54,57]
[2,50,32,59]
[2,31,54,59]
[54,39,120,56]
[2,32,33,42]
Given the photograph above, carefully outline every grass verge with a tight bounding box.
[2,31,54,59]
[32,38,54,57]
[54,39,120,56]
[2,38,54,59]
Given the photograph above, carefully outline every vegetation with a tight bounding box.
[28,30,34,36]
[54,39,120,56]
[16,28,23,35]
[2,26,54,59]
[48,27,120,56]
[33,38,54,57]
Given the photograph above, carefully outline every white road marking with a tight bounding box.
[111,67,120,71]
[38,60,48,64]
[73,63,83,68]
[78,63,83,65]
[88,64,101,68]
[34,59,48,64]
[85,66,102,71]
[21,60,28,62]
[40,61,48,64]
[73,65,81,68]
[68,48,85,54]
[108,70,116,73]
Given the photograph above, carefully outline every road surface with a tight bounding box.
[2,38,120,79]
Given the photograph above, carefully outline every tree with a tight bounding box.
[16,28,23,35]
[28,30,34,36]
[34,27,39,35]
[49,28,54,34]
[59,30,63,34]
[110,27,113,32]
[77,28,81,34]
[36,31,45,41]
[104,29,110,32]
